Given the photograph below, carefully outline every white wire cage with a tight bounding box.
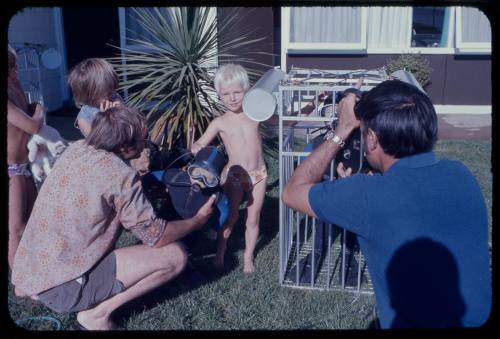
[15,45,44,105]
[278,67,389,293]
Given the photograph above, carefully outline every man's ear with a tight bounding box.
[366,128,378,151]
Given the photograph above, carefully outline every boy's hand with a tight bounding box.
[99,100,121,112]
[194,194,216,228]
[191,142,203,155]
[130,148,150,175]
[33,103,44,122]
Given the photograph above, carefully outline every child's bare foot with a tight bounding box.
[243,254,255,274]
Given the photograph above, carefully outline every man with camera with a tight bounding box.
[282,80,491,328]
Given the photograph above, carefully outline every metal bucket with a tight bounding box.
[243,68,286,122]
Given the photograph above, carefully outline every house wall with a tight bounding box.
[217,7,276,81]
[286,54,491,106]
[218,7,491,107]
[8,7,68,112]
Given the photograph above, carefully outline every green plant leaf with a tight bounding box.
[111,7,271,150]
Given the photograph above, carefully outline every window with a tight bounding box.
[283,7,368,53]
[367,6,455,53]
[283,5,491,58]
[411,7,449,48]
[456,7,491,52]
[367,7,412,51]
[122,8,157,47]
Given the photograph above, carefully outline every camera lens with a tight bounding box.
[335,88,365,104]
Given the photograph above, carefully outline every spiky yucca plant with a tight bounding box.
[110,7,268,150]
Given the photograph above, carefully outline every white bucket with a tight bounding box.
[243,69,286,122]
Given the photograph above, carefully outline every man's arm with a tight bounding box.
[153,194,216,248]
[7,100,43,134]
[282,93,360,217]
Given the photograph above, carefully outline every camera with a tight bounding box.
[334,87,365,104]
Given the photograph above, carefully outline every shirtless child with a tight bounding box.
[7,45,44,269]
[191,64,267,274]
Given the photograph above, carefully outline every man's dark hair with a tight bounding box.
[87,106,147,154]
[355,80,437,158]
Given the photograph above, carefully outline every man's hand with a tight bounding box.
[194,194,216,229]
[335,78,363,139]
[153,194,217,247]
[336,162,353,178]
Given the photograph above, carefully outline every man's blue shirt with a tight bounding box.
[309,152,491,328]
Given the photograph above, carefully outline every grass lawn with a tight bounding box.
[8,138,492,330]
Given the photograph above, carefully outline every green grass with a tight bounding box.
[8,138,491,330]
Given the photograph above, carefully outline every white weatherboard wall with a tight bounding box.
[8,7,68,113]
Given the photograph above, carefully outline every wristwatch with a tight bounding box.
[323,130,346,148]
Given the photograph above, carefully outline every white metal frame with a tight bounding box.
[277,69,388,293]
[15,45,44,105]
[281,6,368,58]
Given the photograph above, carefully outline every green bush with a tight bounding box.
[386,54,433,88]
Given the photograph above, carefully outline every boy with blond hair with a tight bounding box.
[191,64,267,274]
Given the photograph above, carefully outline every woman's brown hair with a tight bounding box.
[86,106,147,154]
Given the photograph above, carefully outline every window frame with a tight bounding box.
[405,6,456,55]
[455,6,491,54]
[282,6,368,55]
[282,5,491,60]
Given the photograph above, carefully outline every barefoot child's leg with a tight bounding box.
[243,178,266,274]
[8,175,36,270]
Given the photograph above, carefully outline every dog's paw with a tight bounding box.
[30,163,46,183]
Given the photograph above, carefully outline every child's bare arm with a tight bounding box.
[7,100,43,135]
[191,119,220,154]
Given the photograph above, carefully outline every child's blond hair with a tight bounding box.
[68,58,118,108]
[214,64,249,93]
